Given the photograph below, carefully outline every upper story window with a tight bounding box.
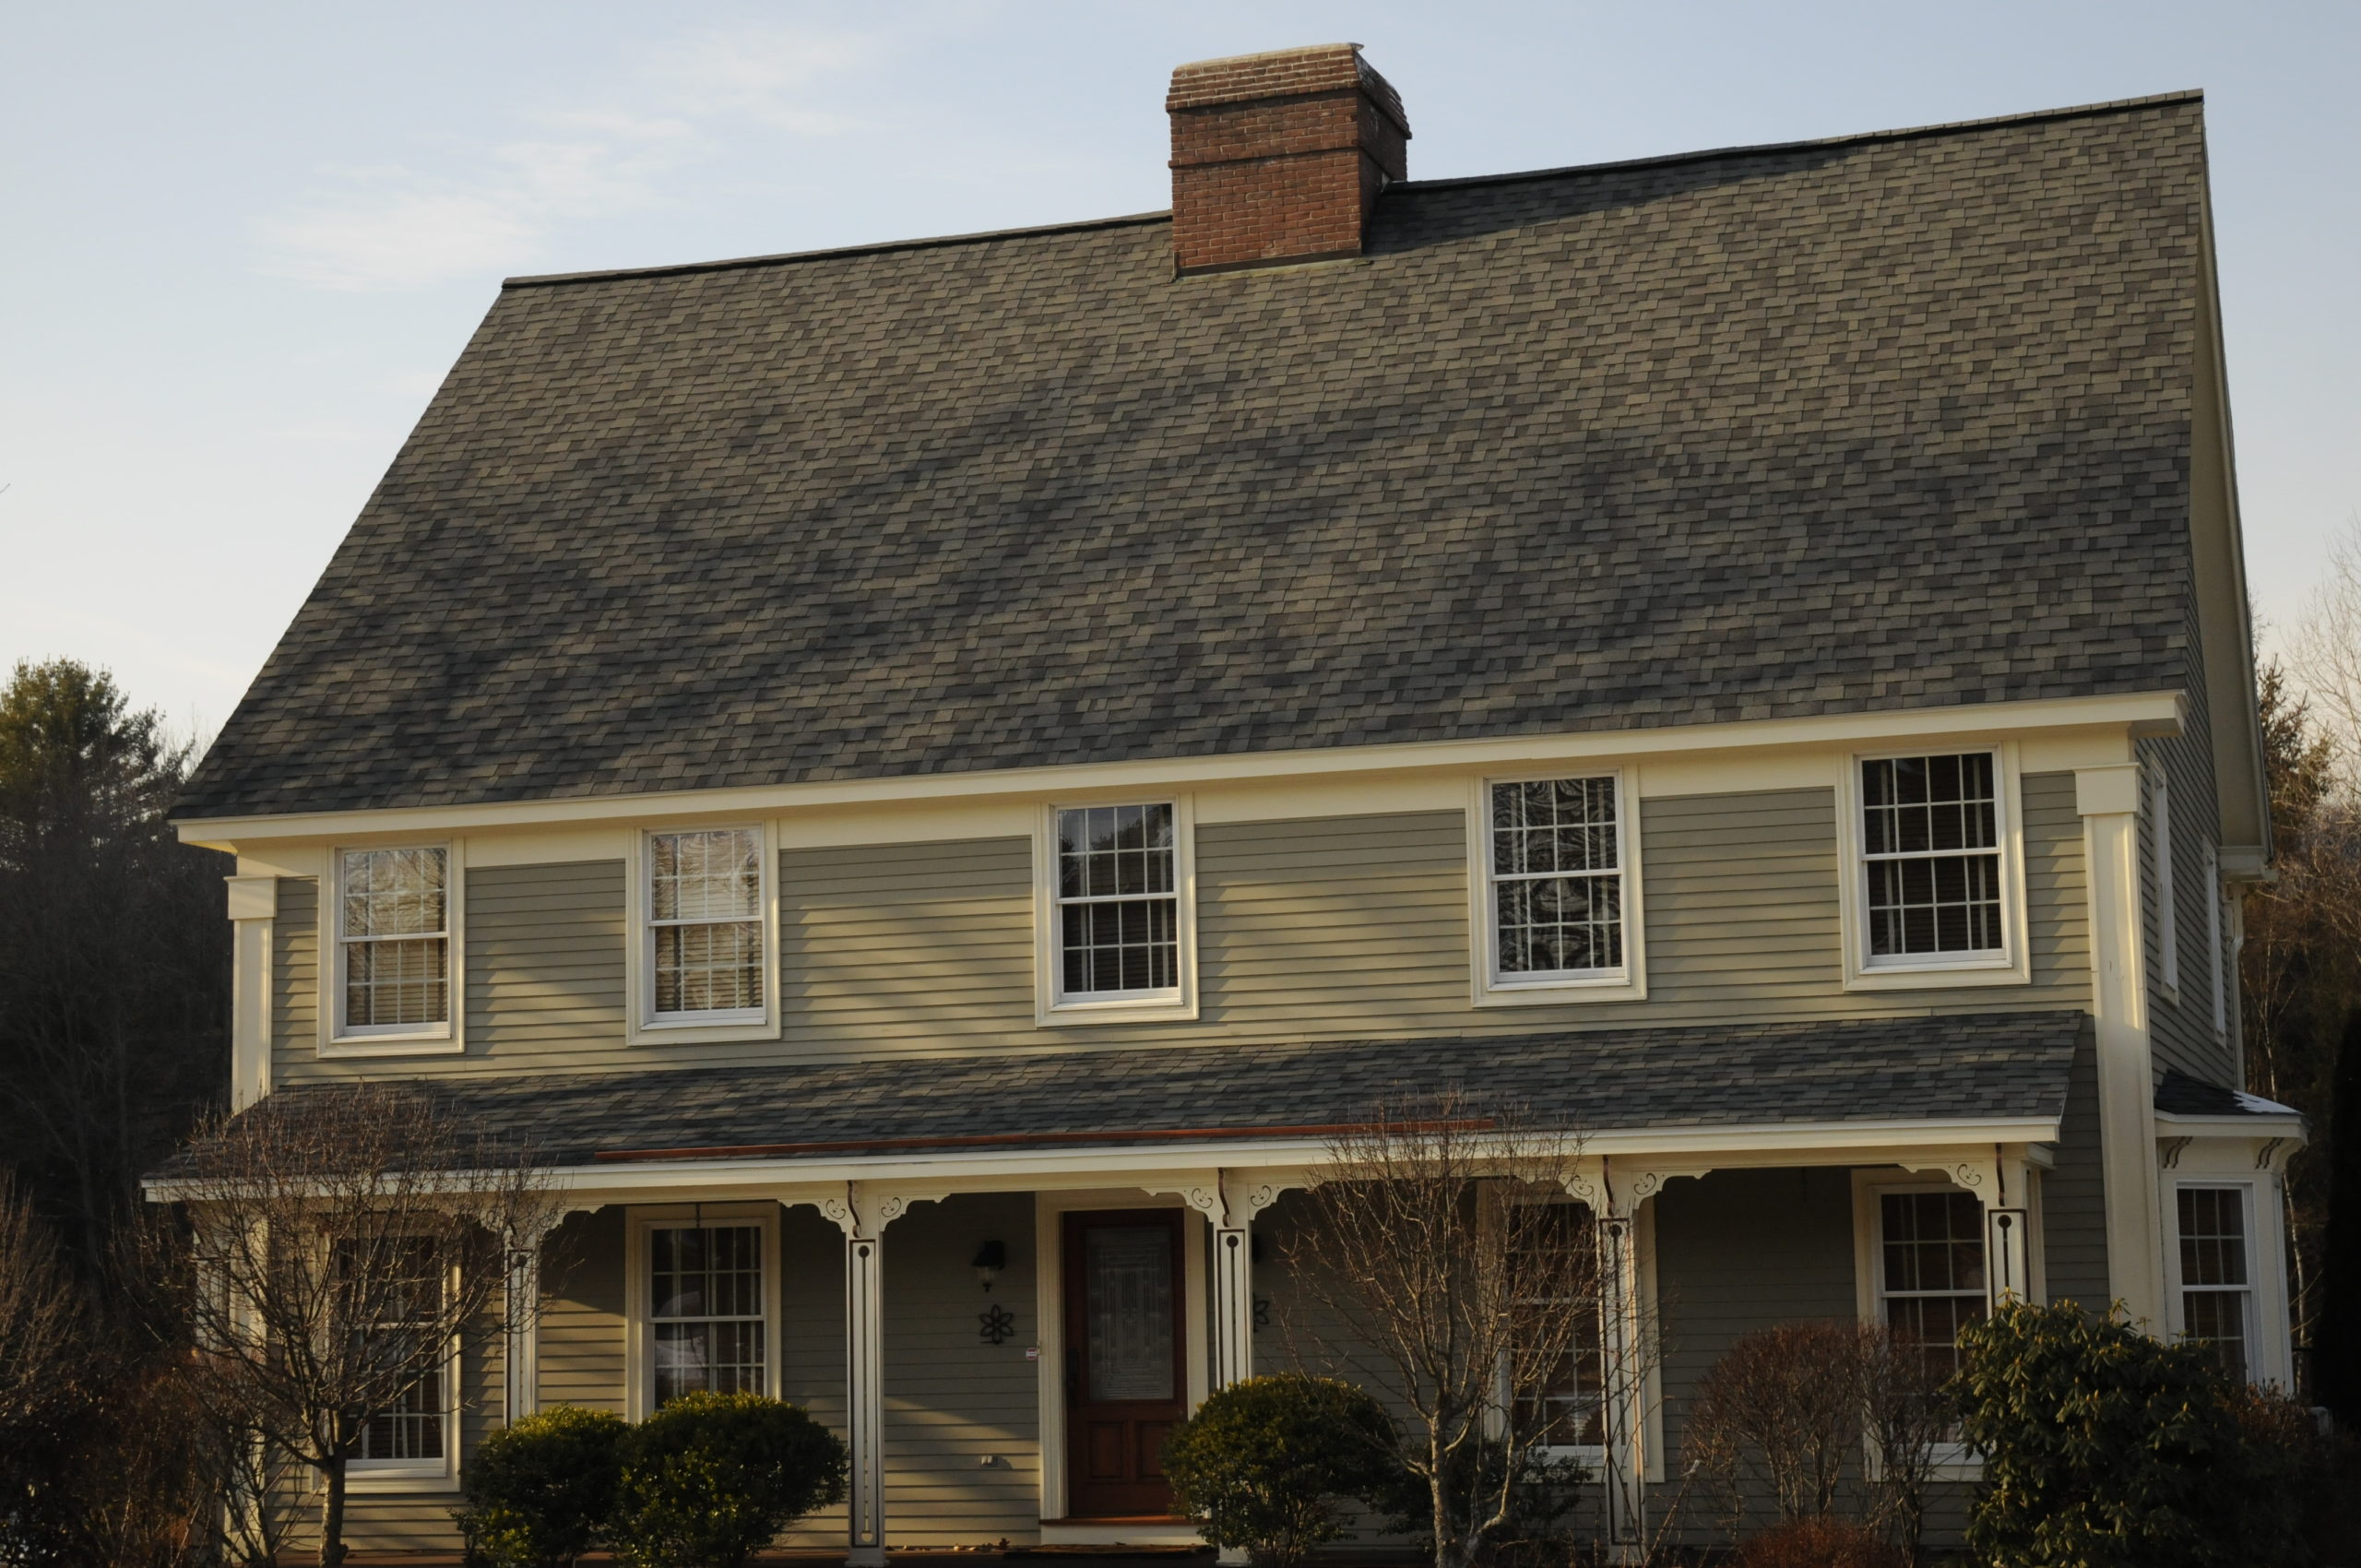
[1860,754,2002,961]
[1472,774,1644,1004]
[333,846,454,1047]
[1036,802,1197,1024]
[629,827,776,1043]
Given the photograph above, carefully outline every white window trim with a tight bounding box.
[345,1252,462,1493]
[1835,743,2031,991]
[2205,842,2227,1039]
[2161,1165,2295,1390]
[2152,766,2179,1002]
[1467,768,1647,1006]
[1491,1192,1665,1479]
[624,1203,783,1423]
[1851,1171,1992,1481]
[319,839,466,1058]
[624,823,781,1047]
[1032,797,1199,1027]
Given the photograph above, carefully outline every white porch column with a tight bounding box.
[225,876,276,1111]
[816,1182,944,1568]
[2078,764,2166,1327]
[1214,1173,1280,1389]
[504,1215,569,1425]
[1567,1160,1701,1564]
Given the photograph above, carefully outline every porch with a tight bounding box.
[316,1011,2113,1561]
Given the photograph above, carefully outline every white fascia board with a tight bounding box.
[492,1115,2065,1197]
[139,1114,2062,1205]
[174,690,2185,849]
[2154,1111,2309,1142]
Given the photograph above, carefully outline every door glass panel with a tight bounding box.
[1086,1225,1174,1402]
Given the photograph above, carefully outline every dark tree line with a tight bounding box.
[0,658,229,1274]
[0,659,233,1563]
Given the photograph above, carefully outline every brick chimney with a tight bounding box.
[1166,43,1410,276]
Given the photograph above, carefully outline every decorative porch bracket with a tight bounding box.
[1898,1148,2037,1310]
[800,1182,948,1568]
[1562,1158,1707,1562]
[1145,1170,1297,1389]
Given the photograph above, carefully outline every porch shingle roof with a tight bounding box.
[233,1012,2085,1169]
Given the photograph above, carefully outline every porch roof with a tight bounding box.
[252,1011,2084,1169]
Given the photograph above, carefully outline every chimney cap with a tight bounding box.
[1166,42,1408,136]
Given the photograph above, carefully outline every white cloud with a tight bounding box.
[254,21,881,291]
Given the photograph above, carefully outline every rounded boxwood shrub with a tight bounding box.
[610,1391,849,1568]
[1163,1373,1405,1567]
[453,1405,627,1568]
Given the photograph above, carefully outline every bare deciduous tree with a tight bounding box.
[150,1082,558,1568]
[1687,1320,1947,1566]
[1281,1093,1605,1568]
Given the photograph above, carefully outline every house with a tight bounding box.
[171,43,2301,1559]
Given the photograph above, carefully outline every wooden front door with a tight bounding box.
[1062,1209,1187,1517]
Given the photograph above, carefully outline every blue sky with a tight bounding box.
[4,0,2355,736]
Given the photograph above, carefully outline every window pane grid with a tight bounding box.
[1878,1192,1987,1385]
[1490,778,1624,977]
[2177,1188,2252,1380]
[650,1225,766,1408]
[1861,754,2004,958]
[345,1238,445,1465]
[340,848,450,1030]
[1055,804,1180,998]
[1510,1205,1605,1449]
[649,829,764,1016]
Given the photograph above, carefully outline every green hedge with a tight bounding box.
[455,1406,626,1568]
[611,1391,849,1568]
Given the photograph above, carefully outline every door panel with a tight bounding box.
[1064,1209,1186,1517]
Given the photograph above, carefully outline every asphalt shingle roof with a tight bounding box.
[201,1013,2084,1169]
[2153,1069,2302,1121]
[179,95,2209,821]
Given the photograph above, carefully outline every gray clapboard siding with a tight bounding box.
[2044,1035,2112,1308]
[539,1206,626,1414]
[271,877,317,1075]
[270,777,2094,1082]
[2141,730,2242,1089]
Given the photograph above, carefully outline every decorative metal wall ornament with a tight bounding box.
[979,1303,1016,1345]
[1252,1296,1271,1329]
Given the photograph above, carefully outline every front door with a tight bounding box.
[1063,1209,1187,1517]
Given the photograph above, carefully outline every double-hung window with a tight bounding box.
[2175,1186,2253,1379]
[1847,750,2023,985]
[1475,774,1642,1003]
[331,846,457,1051]
[632,1210,776,1417]
[339,1236,452,1480]
[1038,802,1196,1021]
[633,826,774,1039]
[1507,1202,1606,1452]
[1873,1189,1987,1384]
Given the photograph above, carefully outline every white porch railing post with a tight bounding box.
[1595,1206,1644,1558]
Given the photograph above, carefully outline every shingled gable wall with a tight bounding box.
[1167,42,1409,274]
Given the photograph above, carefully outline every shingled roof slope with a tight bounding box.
[161,1012,2084,1171]
[180,95,2210,820]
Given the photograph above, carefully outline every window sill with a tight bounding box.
[345,1468,458,1494]
[625,1015,780,1048]
[1845,955,2028,992]
[1475,972,1646,1007]
[319,1031,463,1059]
[1037,994,1198,1028]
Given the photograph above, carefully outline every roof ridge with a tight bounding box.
[502,210,1172,290]
[1400,89,2204,195]
[500,89,2200,292]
